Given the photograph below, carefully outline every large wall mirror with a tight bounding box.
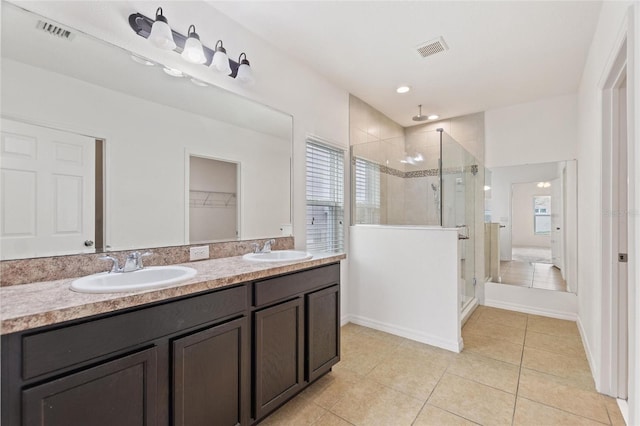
[484,160,578,293]
[0,2,292,260]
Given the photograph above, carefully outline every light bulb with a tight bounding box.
[236,53,255,85]
[211,40,232,75]
[148,7,176,50]
[181,25,206,64]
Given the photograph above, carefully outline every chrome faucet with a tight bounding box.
[123,251,153,272]
[252,239,276,254]
[100,251,152,273]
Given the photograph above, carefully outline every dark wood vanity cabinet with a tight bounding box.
[306,285,340,382]
[253,298,304,420]
[251,263,341,422]
[173,317,248,426]
[22,347,158,426]
[1,262,340,426]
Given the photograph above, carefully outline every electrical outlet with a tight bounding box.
[190,246,209,261]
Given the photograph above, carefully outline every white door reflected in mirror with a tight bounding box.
[0,118,98,259]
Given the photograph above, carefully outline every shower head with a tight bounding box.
[412,105,429,122]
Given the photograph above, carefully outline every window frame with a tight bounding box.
[305,138,345,253]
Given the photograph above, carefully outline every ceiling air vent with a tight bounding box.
[415,37,448,58]
[36,20,75,41]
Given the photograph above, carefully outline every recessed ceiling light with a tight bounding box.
[130,54,155,66]
[163,67,184,77]
[190,78,208,87]
[396,86,411,94]
[427,114,439,120]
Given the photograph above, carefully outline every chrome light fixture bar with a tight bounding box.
[128,10,251,80]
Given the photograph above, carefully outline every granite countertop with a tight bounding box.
[0,253,345,335]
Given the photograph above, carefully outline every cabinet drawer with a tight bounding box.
[22,285,247,380]
[253,263,340,308]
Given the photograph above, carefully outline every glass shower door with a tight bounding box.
[441,133,477,310]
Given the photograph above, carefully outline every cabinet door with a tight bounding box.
[173,317,248,426]
[306,285,340,382]
[253,298,303,420]
[22,347,157,426]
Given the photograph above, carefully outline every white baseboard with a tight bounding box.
[340,315,350,327]
[577,315,599,391]
[347,314,462,353]
[616,399,629,425]
[461,298,479,326]
[484,298,578,321]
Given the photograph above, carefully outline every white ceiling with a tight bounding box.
[210,1,602,127]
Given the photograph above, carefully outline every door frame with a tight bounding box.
[183,150,242,244]
[599,8,637,421]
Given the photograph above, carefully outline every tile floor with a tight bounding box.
[499,261,567,292]
[260,306,625,426]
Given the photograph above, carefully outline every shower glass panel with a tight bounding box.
[352,131,441,226]
[351,129,479,311]
[441,132,477,310]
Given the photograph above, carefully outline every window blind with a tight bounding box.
[354,157,381,224]
[306,140,344,253]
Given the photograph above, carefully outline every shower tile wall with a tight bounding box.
[350,96,406,225]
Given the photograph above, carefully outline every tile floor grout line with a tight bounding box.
[517,395,611,425]
[511,313,528,426]
[416,361,485,426]
[314,409,356,426]
[444,370,518,395]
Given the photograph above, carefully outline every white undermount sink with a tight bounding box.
[242,250,313,263]
[70,266,198,294]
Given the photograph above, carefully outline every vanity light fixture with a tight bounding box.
[396,85,411,94]
[211,40,232,75]
[148,7,176,50]
[236,53,255,85]
[129,9,254,84]
[181,25,206,64]
[537,181,551,188]
[427,114,439,120]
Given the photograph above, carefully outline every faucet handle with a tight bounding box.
[251,243,260,253]
[126,251,152,269]
[139,251,152,268]
[99,255,120,273]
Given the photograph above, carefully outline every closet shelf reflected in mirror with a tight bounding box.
[189,190,236,208]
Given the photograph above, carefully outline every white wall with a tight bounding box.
[9,1,351,248]
[348,226,461,352]
[11,0,351,316]
[575,3,637,421]
[485,94,578,168]
[2,59,290,250]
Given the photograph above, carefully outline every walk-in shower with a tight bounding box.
[351,129,480,312]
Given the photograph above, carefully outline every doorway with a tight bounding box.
[187,155,240,243]
[601,38,628,401]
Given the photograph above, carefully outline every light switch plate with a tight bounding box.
[190,246,209,261]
